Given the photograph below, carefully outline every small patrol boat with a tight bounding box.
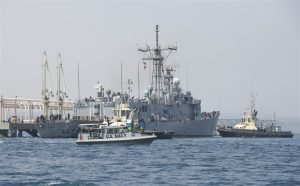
[76,124,157,144]
[217,95,294,138]
[103,102,174,139]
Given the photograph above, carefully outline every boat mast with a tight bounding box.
[138,25,177,100]
[250,94,256,114]
[138,62,140,99]
[56,53,68,119]
[41,51,53,119]
[121,60,123,95]
[77,62,81,118]
[0,96,2,123]
[273,111,276,126]
[219,97,221,113]
[42,52,47,117]
[77,62,81,102]
[186,64,189,91]
[154,25,163,97]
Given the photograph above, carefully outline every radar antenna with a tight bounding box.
[138,25,177,99]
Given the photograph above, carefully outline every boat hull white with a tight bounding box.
[76,134,156,144]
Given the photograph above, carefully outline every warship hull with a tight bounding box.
[145,115,219,137]
[217,128,294,138]
[142,130,174,139]
[37,120,97,138]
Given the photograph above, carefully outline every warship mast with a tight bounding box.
[41,51,53,119]
[138,25,177,100]
[56,53,68,119]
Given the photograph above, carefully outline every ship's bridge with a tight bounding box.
[113,104,131,121]
[234,112,257,130]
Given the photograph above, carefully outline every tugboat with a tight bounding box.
[76,124,156,144]
[217,95,294,138]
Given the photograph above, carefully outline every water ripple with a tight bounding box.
[0,135,300,185]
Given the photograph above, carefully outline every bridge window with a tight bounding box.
[141,105,147,112]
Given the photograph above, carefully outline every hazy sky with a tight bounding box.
[0,0,299,119]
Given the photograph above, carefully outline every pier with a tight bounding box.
[0,122,38,137]
[0,52,104,138]
[0,96,74,137]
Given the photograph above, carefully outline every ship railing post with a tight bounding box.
[0,95,2,123]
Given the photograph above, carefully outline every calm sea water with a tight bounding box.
[0,135,300,185]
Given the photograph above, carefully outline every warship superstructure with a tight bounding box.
[122,25,220,136]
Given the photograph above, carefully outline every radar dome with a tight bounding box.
[173,78,180,86]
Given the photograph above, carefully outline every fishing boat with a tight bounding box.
[76,124,157,144]
[217,95,294,138]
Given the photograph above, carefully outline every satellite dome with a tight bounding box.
[173,78,180,85]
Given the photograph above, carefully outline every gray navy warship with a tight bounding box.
[117,25,220,137]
